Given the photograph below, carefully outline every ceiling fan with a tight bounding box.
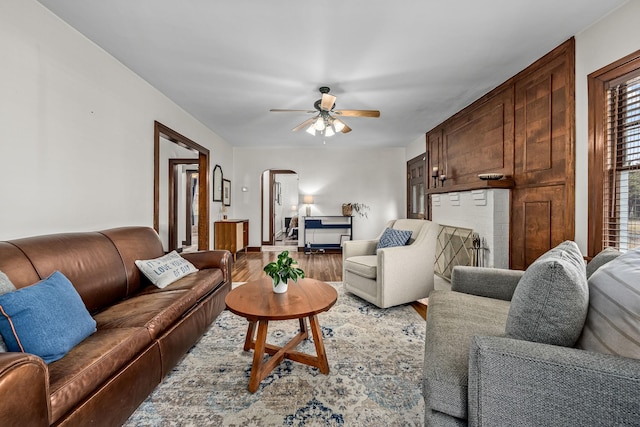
[270,86,380,137]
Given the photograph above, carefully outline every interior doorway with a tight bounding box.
[168,160,199,252]
[154,121,210,251]
[261,169,299,248]
[407,153,427,219]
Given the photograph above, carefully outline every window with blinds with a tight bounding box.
[604,73,640,250]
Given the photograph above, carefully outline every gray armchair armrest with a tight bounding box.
[468,336,640,427]
[450,266,524,301]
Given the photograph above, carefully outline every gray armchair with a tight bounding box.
[423,244,640,426]
[342,219,438,308]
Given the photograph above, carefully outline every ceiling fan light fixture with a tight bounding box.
[306,124,316,135]
[324,125,335,137]
[273,87,379,139]
[313,116,325,131]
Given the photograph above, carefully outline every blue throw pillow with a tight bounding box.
[376,228,413,251]
[0,271,96,364]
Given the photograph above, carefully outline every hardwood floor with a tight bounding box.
[232,250,343,282]
[231,250,427,320]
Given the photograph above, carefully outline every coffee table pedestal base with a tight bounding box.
[243,315,329,393]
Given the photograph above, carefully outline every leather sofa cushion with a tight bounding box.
[0,242,41,289]
[343,255,377,279]
[138,269,224,301]
[424,290,510,420]
[94,290,197,339]
[48,327,153,423]
[8,232,128,313]
[99,227,165,297]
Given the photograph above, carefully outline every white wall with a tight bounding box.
[0,0,234,244]
[575,0,640,254]
[405,135,426,161]
[233,147,407,247]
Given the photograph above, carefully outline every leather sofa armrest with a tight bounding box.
[468,336,640,427]
[181,250,234,285]
[0,353,49,427]
[451,266,524,301]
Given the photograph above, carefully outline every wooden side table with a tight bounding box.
[225,278,338,392]
[214,219,248,260]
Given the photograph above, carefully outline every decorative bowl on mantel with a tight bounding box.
[478,173,504,180]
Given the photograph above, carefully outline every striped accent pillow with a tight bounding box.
[577,247,640,359]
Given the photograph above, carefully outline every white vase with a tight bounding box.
[273,279,288,294]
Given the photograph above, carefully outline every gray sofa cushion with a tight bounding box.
[423,290,510,420]
[505,241,588,347]
[577,247,640,359]
[586,247,621,279]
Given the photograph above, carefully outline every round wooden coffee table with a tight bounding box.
[225,278,338,393]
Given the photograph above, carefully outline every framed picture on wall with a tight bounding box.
[223,179,231,206]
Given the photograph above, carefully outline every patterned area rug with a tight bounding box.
[124,282,425,426]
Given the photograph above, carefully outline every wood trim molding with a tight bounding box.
[425,38,575,269]
[261,169,296,246]
[587,49,640,256]
[154,121,210,250]
[168,159,198,252]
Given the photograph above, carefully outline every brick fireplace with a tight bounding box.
[431,189,510,272]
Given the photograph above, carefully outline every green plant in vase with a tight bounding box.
[263,250,305,293]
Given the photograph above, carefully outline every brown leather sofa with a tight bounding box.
[0,226,232,427]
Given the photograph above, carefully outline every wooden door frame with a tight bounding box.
[154,121,210,250]
[261,169,296,245]
[168,159,198,252]
[407,152,427,219]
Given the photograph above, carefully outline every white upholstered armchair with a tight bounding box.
[342,219,439,308]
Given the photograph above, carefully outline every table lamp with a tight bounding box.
[303,195,314,216]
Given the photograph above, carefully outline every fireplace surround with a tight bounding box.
[431,188,509,272]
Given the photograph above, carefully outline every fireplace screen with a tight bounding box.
[434,225,474,281]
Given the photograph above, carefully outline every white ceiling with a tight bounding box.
[36,0,626,149]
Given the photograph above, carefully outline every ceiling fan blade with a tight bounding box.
[334,109,380,118]
[270,109,316,113]
[291,117,316,132]
[320,93,336,111]
[341,123,352,133]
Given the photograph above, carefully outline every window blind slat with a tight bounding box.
[604,75,640,250]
